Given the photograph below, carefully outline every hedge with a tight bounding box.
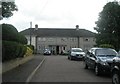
[99,44,115,49]
[2,24,27,44]
[2,41,27,62]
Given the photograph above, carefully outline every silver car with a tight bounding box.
[68,48,85,60]
[43,49,51,55]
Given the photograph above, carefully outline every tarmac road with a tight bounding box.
[30,55,111,83]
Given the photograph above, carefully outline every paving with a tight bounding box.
[2,55,44,82]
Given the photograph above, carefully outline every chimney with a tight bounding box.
[30,22,32,28]
[76,25,79,30]
[35,24,38,30]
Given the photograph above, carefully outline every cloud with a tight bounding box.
[1,0,119,32]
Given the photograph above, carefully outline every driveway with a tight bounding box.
[30,55,111,82]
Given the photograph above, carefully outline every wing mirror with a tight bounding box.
[89,53,93,57]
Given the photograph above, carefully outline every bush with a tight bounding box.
[2,24,27,44]
[2,41,27,62]
[18,33,28,44]
[18,44,27,58]
[27,45,34,50]
[2,24,19,42]
[24,47,33,57]
[99,44,115,49]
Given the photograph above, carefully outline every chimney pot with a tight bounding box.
[76,25,79,30]
[35,24,38,30]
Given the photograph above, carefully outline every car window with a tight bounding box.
[96,49,117,57]
[71,49,83,52]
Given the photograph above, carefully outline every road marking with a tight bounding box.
[26,57,46,83]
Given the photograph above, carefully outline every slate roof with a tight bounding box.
[20,28,95,37]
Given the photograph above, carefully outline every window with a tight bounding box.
[38,38,41,41]
[61,38,66,41]
[84,38,89,41]
[49,38,53,41]
[42,38,46,41]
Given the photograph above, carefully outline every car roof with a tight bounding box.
[90,47,114,50]
[71,48,83,50]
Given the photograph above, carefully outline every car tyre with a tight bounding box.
[84,63,88,69]
[95,65,101,76]
[68,56,70,59]
[112,71,120,84]
[70,56,72,60]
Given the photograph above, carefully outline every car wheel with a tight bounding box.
[70,56,72,60]
[112,71,120,84]
[84,63,88,69]
[68,56,70,59]
[95,65,101,76]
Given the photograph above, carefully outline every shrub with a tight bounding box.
[2,41,27,62]
[27,45,34,50]
[18,44,27,58]
[99,44,115,49]
[2,24,27,44]
[2,24,19,42]
[24,47,33,57]
[18,33,27,44]
[2,41,18,62]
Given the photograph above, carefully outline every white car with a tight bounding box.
[68,48,85,60]
[43,49,51,55]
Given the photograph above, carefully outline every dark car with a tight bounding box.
[43,49,51,55]
[111,55,120,84]
[84,48,118,76]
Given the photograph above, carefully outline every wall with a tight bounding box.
[25,35,96,54]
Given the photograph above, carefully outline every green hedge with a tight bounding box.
[2,41,27,62]
[2,24,27,44]
[99,44,115,49]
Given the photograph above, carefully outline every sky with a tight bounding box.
[1,0,120,32]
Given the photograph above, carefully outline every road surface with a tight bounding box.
[30,55,111,82]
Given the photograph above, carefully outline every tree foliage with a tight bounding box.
[0,1,18,20]
[95,1,120,51]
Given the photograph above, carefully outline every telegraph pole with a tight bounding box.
[30,22,32,45]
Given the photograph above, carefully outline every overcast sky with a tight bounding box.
[1,0,120,32]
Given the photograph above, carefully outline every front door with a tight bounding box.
[56,46,59,55]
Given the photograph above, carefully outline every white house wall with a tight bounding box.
[25,35,36,49]
[25,35,96,54]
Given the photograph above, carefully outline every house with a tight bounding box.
[20,25,96,54]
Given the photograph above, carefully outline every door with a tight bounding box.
[56,46,59,55]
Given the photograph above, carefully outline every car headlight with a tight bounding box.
[100,61,109,65]
[71,53,76,56]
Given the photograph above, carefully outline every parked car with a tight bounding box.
[43,49,51,55]
[68,48,85,60]
[111,55,120,84]
[118,50,120,55]
[84,48,118,76]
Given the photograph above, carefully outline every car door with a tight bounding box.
[85,50,91,67]
[88,49,96,69]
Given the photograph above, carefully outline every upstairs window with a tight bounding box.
[84,38,89,41]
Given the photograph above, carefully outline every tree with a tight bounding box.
[94,1,120,51]
[0,1,18,20]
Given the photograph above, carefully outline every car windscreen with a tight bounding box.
[45,49,50,51]
[96,49,117,57]
[71,49,83,52]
